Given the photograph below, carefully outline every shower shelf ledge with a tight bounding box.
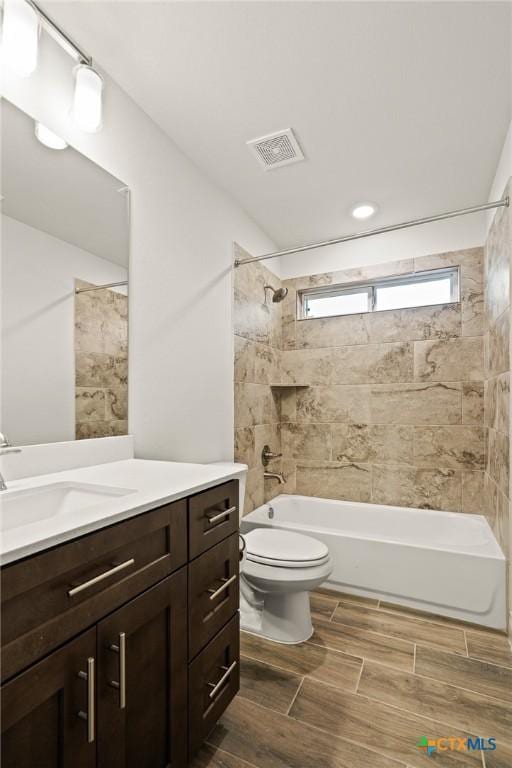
[270,383,309,389]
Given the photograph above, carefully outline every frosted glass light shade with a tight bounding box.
[1,0,39,77]
[35,122,68,150]
[73,65,103,132]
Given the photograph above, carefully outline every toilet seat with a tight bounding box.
[244,528,329,569]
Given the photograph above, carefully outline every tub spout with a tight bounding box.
[264,471,286,485]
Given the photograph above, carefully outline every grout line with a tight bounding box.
[355,659,364,694]
[204,742,260,768]
[286,677,304,716]
[464,630,469,657]
[413,644,417,673]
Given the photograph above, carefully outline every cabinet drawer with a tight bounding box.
[1,500,187,682]
[188,533,239,659]
[188,480,239,559]
[189,614,239,757]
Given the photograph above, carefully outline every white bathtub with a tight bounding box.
[240,494,507,630]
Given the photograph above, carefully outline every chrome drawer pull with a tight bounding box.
[77,657,95,743]
[208,661,237,700]
[207,573,238,601]
[207,506,236,525]
[68,559,135,597]
[109,632,126,709]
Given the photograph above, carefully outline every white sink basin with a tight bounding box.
[0,482,136,532]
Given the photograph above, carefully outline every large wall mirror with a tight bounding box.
[1,100,129,446]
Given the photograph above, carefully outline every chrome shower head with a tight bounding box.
[264,285,289,303]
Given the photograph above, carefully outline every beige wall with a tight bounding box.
[484,179,512,631]
[279,250,485,511]
[75,281,128,439]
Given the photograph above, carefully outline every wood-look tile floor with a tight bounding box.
[191,589,512,768]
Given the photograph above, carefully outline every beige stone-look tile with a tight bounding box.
[494,490,510,558]
[234,336,255,383]
[366,304,461,344]
[466,630,512,669]
[290,678,481,767]
[243,468,264,514]
[76,419,128,439]
[485,201,510,326]
[357,661,512,744]
[239,657,302,714]
[105,387,128,421]
[281,423,332,460]
[370,383,461,425]
[279,389,296,421]
[293,260,414,292]
[281,349,333,385]
[331,424,413,465]
[414,645,512,704]
[332,602,467,654]
[210,695,406,768]
[331,342,413,384]
[371,465,461,512]
[484,471,499,529]
[310,617,414,671]
[280,458,297,494]
[296,460,371,502]
[414,337,484,382]
[234,383,271,428]
[253,343,280,385]
[461,381,484,425]
[297,385,371,423]
[413,426,485,470]
[461,471,485,514]
[487,310,510,378]
[76,352,125,387]
[487,427,510,497]
[240,630,362,690]
[234,427,256,468]
[75,387,106,422]
[295,313,369,348]
[485,373,510,434]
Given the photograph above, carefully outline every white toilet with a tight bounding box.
[240,528,332,644]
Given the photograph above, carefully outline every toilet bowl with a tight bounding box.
[240,528,332,644]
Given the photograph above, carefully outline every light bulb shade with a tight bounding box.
[73,65,103,132]
[35,121,68,150]
[2,0,39,77]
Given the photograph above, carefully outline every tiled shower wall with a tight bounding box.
[484,179,511,629]
[279,250,486,511]
[234,246,487,515]
[234,245,283,513]
[75,280,128,439]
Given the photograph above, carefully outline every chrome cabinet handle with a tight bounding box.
[78,657,95,743]
[68,559,135,597]
[207,573,238,601]
[207,506,236,525]
[208,661,237,700]
[109,632,126,709]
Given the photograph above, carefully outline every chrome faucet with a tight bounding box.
[264,471,286,485]
[0,433,21,491]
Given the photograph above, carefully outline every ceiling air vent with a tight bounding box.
[247,128,304,170]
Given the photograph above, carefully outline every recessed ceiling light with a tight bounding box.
[351,202,378,220]
[35,122,68,150]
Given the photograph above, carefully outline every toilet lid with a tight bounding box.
[244,528,329,568]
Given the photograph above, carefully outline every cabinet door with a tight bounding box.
[1,628,96,768]
[97,570,187,768]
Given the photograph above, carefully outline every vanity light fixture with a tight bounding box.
[1,0,40,77]
[351,202,378,220]
[35,121,68,149]
[72,64,103,132]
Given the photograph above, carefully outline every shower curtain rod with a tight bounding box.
[75,280,128,294]
[234,197,509,267]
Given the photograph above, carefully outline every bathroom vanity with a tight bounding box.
[0,470,241,767]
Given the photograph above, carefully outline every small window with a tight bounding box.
[299,267,459,320]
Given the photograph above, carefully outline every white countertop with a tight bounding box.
[0,459,247,565]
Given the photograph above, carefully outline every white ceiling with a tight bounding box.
[46,1,511,250]
[1,99,129,266]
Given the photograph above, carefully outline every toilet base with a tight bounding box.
[240,585,314,644]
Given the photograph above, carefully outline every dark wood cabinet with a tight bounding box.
[1,628,96,768]
[97,570,188,768]
[1,480,240,767]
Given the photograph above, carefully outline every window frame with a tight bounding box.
[298,267,460,320]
